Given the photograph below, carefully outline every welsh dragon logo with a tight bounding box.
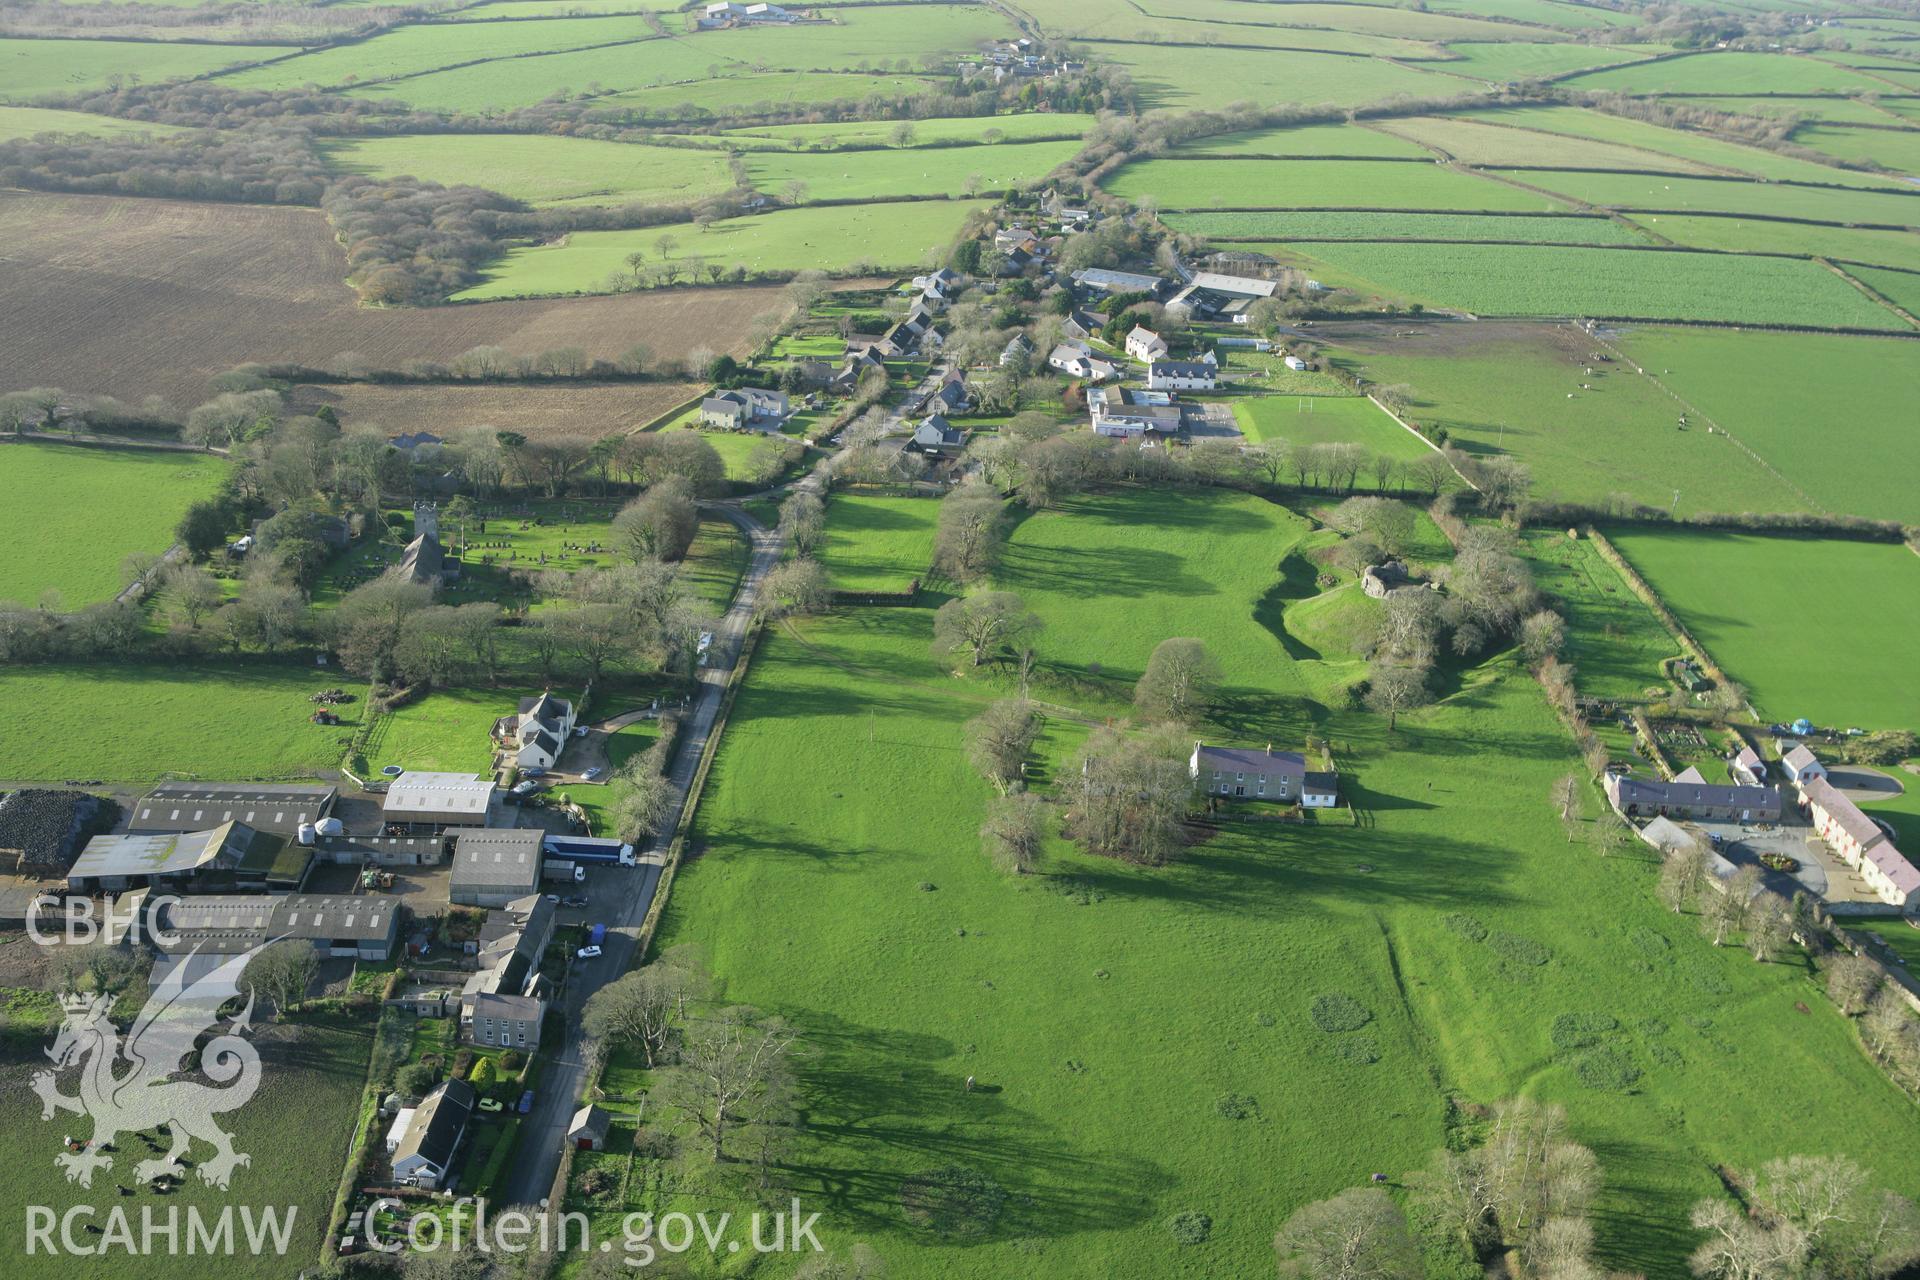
[31,947,266,1191]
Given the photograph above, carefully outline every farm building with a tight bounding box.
[65,821,287,893]
[1146,359,1217,391]
[314,831,449,867]
[0,789,103,875]
[384,772,496,832]
[1125,326,1169,362]
[1072,267,1164,297]
[390,1079,474,1189]
[129,782,336,839]
[1800,776,1918,911]
[1781,745,1827,786]
[1187,271,1278,300]
[1604,774,1783,823]
[1284,356,1309,372]
[493,692,576,772]
[569,1106,612,1152]
[152,893,400,963]
[1088,386,1186,439]
[450,828,543,907]
[1189,742,1338,806]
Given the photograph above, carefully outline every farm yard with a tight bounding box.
[1604,529,1920,733]
[0,442,227,606]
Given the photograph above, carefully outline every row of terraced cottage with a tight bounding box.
[1605,743,1918,915]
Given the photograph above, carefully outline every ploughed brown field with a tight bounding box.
[0,191,782,408]
[289,380,703,441]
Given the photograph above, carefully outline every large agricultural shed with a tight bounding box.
[384,772,497,831]
[129,781,337,838]
[449,827,543,908]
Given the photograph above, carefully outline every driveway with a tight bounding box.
[498,495,797,1209]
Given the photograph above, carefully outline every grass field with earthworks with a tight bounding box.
[1604,528,1920,730]
[0,442,228,607]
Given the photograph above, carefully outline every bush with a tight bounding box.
[1168,1211,1213,1245]
[469,1057,499,1091]
[1443,913,1489,943]
[900,1166,1007,1240]
[395,1063,436,1098]
[1489,932,1551,966]
[1573,1047,1642,1091]
[1330,1035,1382,1065]
[1549,1013,1618,1052]
[1215,1093,1260,1120]
[499,1050,526,1072]
[1310,993,1374,1033]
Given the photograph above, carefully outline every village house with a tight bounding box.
[1146,358,1217,392]
[1088,386,1185,439]
[1781,744,1827,786]
[389,1079,474,1189]
[1061,309,1104,343]
[908,415,967,456]
[1604,774,1783,823]
[925,376,970,416]
[1800,775,1919,911]
[1730,746,1767,787]
[467,992,543,1051]
[699,387,789,429]
[492,691,577,772]
[1188,742,1339,806]
[1125,326,1169,363]
[461,892,553,1046]
[1001,334,1034,366]
[1048,342,1119,383]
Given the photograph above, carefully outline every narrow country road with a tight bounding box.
[500,465,829,1209]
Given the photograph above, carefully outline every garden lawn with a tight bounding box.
[0,442,228,606]
[0,37,279,101]
[1105,157,1559,211]
[0,1012,375,1280]
[0,662,362,782]
[818,494,939,594]
[1233,395,1435,461]
[1287,242,1907,328]
[1613,327,1920,524]
[1604,528,1920,730]
[1324,322,1810,513]
[456,201,988,299]
[742,139,1082,201]
[655,484,1920,1279]
[321,135,737,208]
[1169,210,1641,244]
[360,685,512,778]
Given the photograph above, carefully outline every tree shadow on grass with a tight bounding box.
[775,1008,1175,1244]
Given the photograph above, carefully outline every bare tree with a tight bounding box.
[243,941,318,1022]
[1133,637,1222,725]
[779,490,825,556]
[1657,842,1710,913]
[932,592,1041,668]
[964,699,1041,795]
[1825,953,1883,1016]
[980,791,1048,874]
[1274,1187,1420,1280]
[1551,774,1581,843]
[658,1007,797,1162]
[760,558,831,619]
[1365,658,1432,731]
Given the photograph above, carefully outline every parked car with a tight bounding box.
[574,726,589,738]
[583,766,606,782]
[562,895,588,908]
[545,893,560,903]
[510,779,540,797]
[517,1090,534,1115]
[576,945,603,960]
[523,767,548,779]
[478,1098,504,1114]
[698,631,714,651]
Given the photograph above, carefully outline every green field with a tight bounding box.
[655,486,1920,1277]
[1683,95,1901,125]
[1851,264,1920,315]
[0,105,189,141]
[1326,324,1811,513]
[1233,395,1435,461]
[455,200,987,299]
[1560,50,1895,94]
[321,135,737,207]
[1380,114,1717,171]
[592,70,942,118]
[1504,169,1920,226]
[1614,327,1920,524]
[0,1015,375,1280]
[1106,157,1561,211]
[1428,0,1638,27]
[1793,123,1920,177]
[216,16,663,92]
[1170,209,1643,244]
[726,112,1097,147]
[0,661,358,782]
[0,37,280,101]
[1431,39,1664,81]
[1093,43,1448,111]
[0,443,228,607]
[742,139,1082,201]
[1288,242,1909,327]
[1634,213,1920,274]
[818,494,939,593]
[360,685,510,778]
[1177,123,1432,158]
[1605,528,1920,730]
